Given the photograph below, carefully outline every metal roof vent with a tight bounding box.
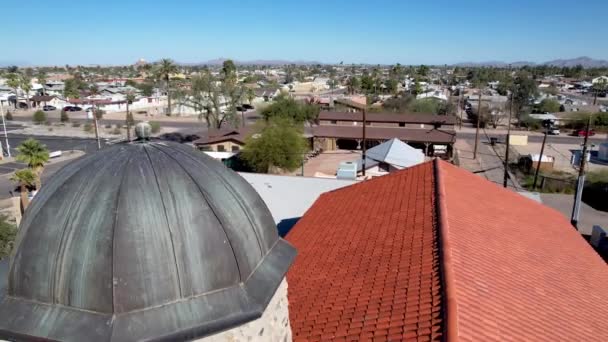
[0,141,296,341]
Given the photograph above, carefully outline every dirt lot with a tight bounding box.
[513,142,608,174]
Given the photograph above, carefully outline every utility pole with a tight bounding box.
[0,101,10,158]
[92,101,101,150]
[362,108,367,177]
[571,114,592,228]
[532,128,548,190]
[503,92,513,188]
[457,86,463,129]
[473,89,482,159]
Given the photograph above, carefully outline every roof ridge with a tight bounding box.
[433,159,459,342]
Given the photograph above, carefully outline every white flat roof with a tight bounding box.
[238,173,357,224]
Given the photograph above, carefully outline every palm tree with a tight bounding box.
[37,70,48,100]
[16,138,49,190]
[125,92,136,141]
[11,168,36,213]
[156,58,178,116]
[20,75,32,109]
[6,73,20,109]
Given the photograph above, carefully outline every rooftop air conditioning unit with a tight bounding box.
[337,161,358,180]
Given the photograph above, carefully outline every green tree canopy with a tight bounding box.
[411,98,441,113]
[241,118,308,173]
[260,96,319,124]
[537,98,561,113]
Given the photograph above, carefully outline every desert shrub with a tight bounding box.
[33,110,46,125]
[150,121,161,133]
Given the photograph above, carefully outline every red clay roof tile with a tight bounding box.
[286,159,608,341]
[436,160,608,341]
[287,162,443,342]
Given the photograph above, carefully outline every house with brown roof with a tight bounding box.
[192,126,255,152]
[286,159,608,341]
[314,111,457,157]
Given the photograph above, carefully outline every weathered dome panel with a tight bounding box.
[0,140,296,341]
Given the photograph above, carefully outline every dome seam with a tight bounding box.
[160,144,265,256]
[50,149,126,306]
[142,145,184,298]
[147,143,243,282]
[110,148,136,316]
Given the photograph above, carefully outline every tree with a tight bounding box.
[592,78,608,105]
[417,65,430,77]
[412,78,423,95]
[37,70,47,97]
[16,138,49,189]
[6,73,20,109]
[138,83,155,97]
[537,98,561,113]
[33,110,46,124]
[411,98,441,113]
[260,95,319,124]
[10,168,36,214]
[241,118,308,173]
[512,72,538,124]
[60,109,69,123]
[347,76,360,94]
[20,75,32,109]
[385,79,399,95]
[383,94,415,112]
[125,92,136,141]
[63,78,81,99]
[177,70,242,129]
[156,58,178,116]
[222,59,237,85]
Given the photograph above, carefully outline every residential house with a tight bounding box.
[286,159,608,341]
[416,90,448,101]
[193,127,253,152]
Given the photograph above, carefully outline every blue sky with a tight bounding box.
[4,0,607,66]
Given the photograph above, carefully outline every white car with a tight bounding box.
[548,128,560,135]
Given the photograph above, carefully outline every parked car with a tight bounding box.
[548,128,560,135]
[43,105,56,111]
[63,106,82,112]
[574,129,596,137]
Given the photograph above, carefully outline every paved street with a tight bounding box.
[457,131,605,145]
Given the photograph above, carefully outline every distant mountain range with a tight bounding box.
[454,56,608,68]
[181,58,322,66]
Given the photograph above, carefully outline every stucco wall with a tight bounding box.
[198,279,291,342]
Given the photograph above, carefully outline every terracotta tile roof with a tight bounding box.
[286,162,444,341]
[437,161,608,342]
[286,160,608,341]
